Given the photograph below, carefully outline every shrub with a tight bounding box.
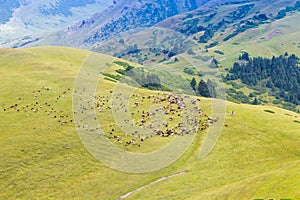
[214,50,224,55]
[264,110,275,114]
[104,77,117,83]
[183,68,195,75]
[102,73,121,81]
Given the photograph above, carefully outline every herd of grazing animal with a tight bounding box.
[2,87,73,127]
[3,86,219,149]
[92,90,218,148]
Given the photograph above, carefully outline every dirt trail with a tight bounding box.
[118,170,189,199]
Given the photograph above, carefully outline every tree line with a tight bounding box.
[190,77,217,98]
[226,53,300,106]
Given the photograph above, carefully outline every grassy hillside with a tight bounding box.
[89,1,300,111]
[0,47,299,199]
[212,11,300,64]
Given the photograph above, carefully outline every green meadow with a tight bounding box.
[212,12,300,66]
[0,47,299,199]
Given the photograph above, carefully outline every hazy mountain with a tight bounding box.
[36,0,299,49]
[35,0,222,47]
[3,0,300,50]
[89,0,299,58]
[0,0,113,47]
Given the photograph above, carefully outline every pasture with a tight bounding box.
[0,47,299,199]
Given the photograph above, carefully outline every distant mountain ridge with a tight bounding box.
[0,0,113,47]
[36,0,299,48]
[36,0,220,47]
[2,0,300,49]
[88,0,299,57]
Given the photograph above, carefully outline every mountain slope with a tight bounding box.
[83,0,300,111]
[1,47,300,199]
[0,0,113,47]
[36,0,299,48]
[36,0,232,47]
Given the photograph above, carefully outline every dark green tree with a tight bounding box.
[190,77,197,91]
[198,80,210,97]
[239,52,250,61]
[210,58,219,68]
[252,97,259,105]
[199,28,215,43]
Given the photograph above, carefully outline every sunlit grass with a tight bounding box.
[0,47,299,199]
